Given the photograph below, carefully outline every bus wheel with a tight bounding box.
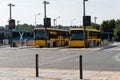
[53,42,56,47]
[39,46,42,48]
[65,41,68,46]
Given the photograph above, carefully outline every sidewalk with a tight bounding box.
[0,68,120,80]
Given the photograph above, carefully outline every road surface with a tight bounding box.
[0,46,120,71]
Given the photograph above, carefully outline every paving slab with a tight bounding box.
[0,68,120,80]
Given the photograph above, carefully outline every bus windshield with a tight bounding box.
[70,30,83,40]
[34,30,45,40]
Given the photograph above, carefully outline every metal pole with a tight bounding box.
[35,15,37,27]
[71,19,75,28]
[83,0,85,16]
[8,3,15,19]
[56,16,60,28]
[8,3,15,47]
[43,1,49,48]
[79,55,83,79]
[94,17,97,29]
[35,54,39,77]
[35,13,40,27]
[44,1,47,18]
[9,4,12,47]
[83,0,86,48]
[9,4,12,19]
[53,19,56,27]
[44,1,47,47]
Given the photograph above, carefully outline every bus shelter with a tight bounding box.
[10,30,34,47]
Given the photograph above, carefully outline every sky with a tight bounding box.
[0,0,120,26]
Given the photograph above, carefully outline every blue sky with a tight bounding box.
[0,0,120,26]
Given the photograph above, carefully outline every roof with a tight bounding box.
[70,28,100,32]
[11,30,33,33]
[34,27,68,32]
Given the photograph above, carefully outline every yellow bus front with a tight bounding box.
[69,40,84,47]
[34,29,46,47]
[69,29,85,47]
[34,40,45,47]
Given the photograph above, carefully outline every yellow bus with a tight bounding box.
[34,28,69,47]
[69,28,101,47]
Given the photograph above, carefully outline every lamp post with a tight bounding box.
[53,19,56,27]
[71,19,76,28]
[8,3,15,47]
[56,16,60,27]
[83,0,88,48]
[43,1,49,18]
[94,17,97,29]
[17,21,20,25]
[43,1,49,47]
[8,3,15,19]
[53,16,60,28]
[35,13,40,27]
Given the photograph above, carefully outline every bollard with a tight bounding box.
[36,54,39,77]
[79,55,83,79]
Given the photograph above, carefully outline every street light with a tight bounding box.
[43,1,49,18]
[71,19,76,28]
[8,3,15,47]
[56,16,60,27]
[8,3,15,19]
[43,1,49,47]
[17,21,20,25]
[83,0,88,48]
[83,0,88,16]
[53,19,56,27]
[35,13,40,27]
[53,16,60,28]
[94,17,97,29]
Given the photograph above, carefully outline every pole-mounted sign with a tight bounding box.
[9,19,15,30]
[83,16,91,26]
[44,18,51,28]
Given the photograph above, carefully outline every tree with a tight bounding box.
[114,27,120,41]
[91,22,100,30]
[36,24,43,28]
[114,19,120,41]
[86,26,94,29]
[115,19,120,27]
[100,19,116,32]
[15,23,34,31]
[108,19,115,32]
[100,20,109,32]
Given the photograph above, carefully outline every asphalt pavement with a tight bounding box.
[0,42,120,80]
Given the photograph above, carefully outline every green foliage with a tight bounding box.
[91,23,100,30]
[36,24,44,28]
[115,19,120,27]
[114,27,120,41]
[100,19,120,41]
[15,24,34,31]
[114,19,120,41]
[100,19,115,32]
[86,26,94,29]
